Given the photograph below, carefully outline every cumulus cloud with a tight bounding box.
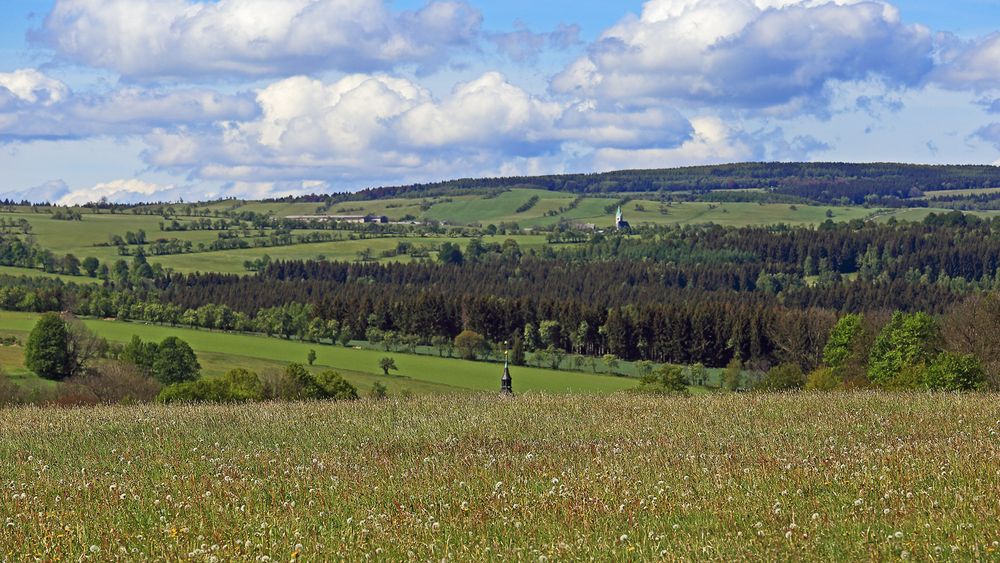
[933,33,1000,90]
[551,0,934,112]
[34,0,482,80]
[0,69,69,108]
[0,69,258,141]
[141,71,697,185]
[587,117,826,170]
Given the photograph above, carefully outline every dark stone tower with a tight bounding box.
[501,351,513,395]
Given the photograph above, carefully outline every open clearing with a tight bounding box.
[1,393,997,560]
[0,311,637,396]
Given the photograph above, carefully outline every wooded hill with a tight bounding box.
[264,162,1000,207]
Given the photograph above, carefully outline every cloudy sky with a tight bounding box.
[2,0,1000,204]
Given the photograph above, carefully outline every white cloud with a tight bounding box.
[933,33,1000,91]
[141,71,698,185]
[0,69,258,141]
[587,117,828,170]
[551,0,933,112]
[56,179,169,206]
[0,69,69,107]
[35,0,482,80]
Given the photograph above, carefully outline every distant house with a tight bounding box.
[615,206,631,231]
[287,215,388,224]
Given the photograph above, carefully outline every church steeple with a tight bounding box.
[616,205,623,225]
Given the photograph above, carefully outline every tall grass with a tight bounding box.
[2,392,999,560]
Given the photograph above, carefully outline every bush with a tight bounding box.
[261,364,359,401]
[370,381,388,399]
[158,368,264,403]
[804,367,841,391]
[454,330,486,360]
[638,365,688,395]
[66,360,162,403]
[722,358,742,391]
[923,352,985,391]
[868,312,941,388]
[315,370,359,400]
[755,363,805,392]
[0,368,29,406]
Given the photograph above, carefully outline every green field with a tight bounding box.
[149,234,553,274]
[186,189,879,228]
[1,393,997,559]
[0,311,638,396]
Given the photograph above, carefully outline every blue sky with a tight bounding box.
[2,0,1000,204]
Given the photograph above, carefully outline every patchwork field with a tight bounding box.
[1,393,997,560]
[186,189,882,228]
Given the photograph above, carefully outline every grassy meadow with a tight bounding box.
[2,393,999,560]
[0,311,638,397]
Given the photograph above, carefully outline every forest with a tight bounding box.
[259,162,1000,207]
[1,210,1000,394]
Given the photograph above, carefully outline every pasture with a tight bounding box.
[0,311,638,396]
[1,393,998,560]
[186,189,881,228]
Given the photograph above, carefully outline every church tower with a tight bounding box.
[501,349,513,395]
[615,206,630,231]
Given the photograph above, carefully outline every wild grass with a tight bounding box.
[1,392,998,560]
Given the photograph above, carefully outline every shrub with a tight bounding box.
[315,370,359,401]
[722,358,742,391]
[158,368,264,403]
[805,367,841,391]
[638,365,688,395]
[923,352,985,391]
[755,363,805,392]
[370,381,388,399]
[868,312,941,388]
[221,368,265,402]
[454,330,486,360]
[0,368,29,406]
[260,368,305,400]
[67,361,162,403]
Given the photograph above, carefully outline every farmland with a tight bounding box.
[2,392,999,560]
[0,189,894,278]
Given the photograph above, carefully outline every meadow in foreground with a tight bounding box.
[2,392,999,560]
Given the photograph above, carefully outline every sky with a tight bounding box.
[3,1,1000,204]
